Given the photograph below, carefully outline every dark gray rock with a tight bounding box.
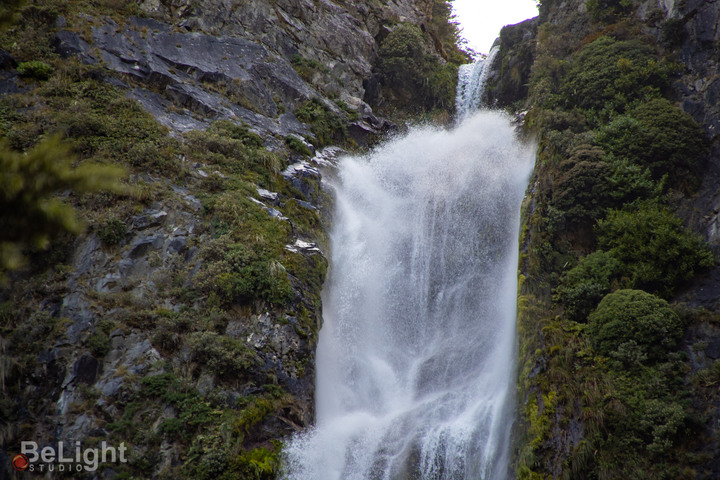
[282,161,322,200]
[61,293,95,343]
[54,18,320,140]
[167,236,187,254]
[0,48,17,69]
[53,30,95,62]
[131,210,168,230]
[129,235,164,259]
[706,338,720,360]
[73,353,101,384]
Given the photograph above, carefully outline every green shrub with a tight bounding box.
[596,202,714,296]
[551,143,660,234]
[17,61,54,80]
[561,36,675,122]
[553,157,614,230]
[586,0,633,22]
[294,98,345,147]
[0,136,126,270]
[290,54,328,83]
[87,331,110,357]
[596,98,707,187]
[184,126,281,182]
[140,372,177,397]
[97,218,127,245]
[661,18,687,47]
[588,289,682,360]
[377,23,458,111]
[206,119,263,148]
[158,418,184,438]
[284,135,312,156]
[233,446,280,480]
[212,258,294,307]
[555,251,623,321]
[187,332,257,380]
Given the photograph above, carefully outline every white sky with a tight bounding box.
[452,0,539,55]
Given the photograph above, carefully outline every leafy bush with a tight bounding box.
[553,156,613,229]
[588,289,682,360]
[195,227,293,308]
[377,23,458,111]
[290,54,328,83]
[206,119,264,148]
[596,202,714,296]
[561,36,675,122]
[17,60,54,80]
[284,135,312,157]
[552,144,659,234]
[187,332,257,379]
[555,251,623,321]
[97,218,127,245]
[87,331,110,357]
[184,125,281,184]
[586,0,633,22]
[596,97,707,186]
[294,98,346,147]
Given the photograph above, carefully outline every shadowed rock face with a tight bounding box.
[52,0,417,144]
[55,16,318,138]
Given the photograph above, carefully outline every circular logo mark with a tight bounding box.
[12,454,29,471]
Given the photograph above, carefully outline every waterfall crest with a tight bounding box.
[455,46,500,119]
[282,55,533,480]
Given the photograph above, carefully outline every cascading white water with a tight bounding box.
[455,46,500,120]
[282,58,534,480]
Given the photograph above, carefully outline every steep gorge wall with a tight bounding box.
[0,1,464,478]
[487,0,720,478]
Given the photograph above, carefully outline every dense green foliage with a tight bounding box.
[596,98,708,185]
[377,23,459,113]
[515,7,715,479]
[588,289,683,360]
[596,202,714,296]
[16,60,53,79]
[0,14,327,479]
[554,250,623,321]
[0,0,24,29]
[294,98,346,147]
[560,36,676,123]
[0,137,125,270]
[586,0,634,22]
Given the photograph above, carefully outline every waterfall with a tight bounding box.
[455,46,500,119]
[282,57,534,480]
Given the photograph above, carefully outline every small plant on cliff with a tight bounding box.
[554,250,623,321]
[596,202,714,297]
[17,60,53,80]
[588,289,682,361]
[596,97,708,188]
[561,36,676,123]
[377,23,459,112]
[294,98,346,147]
[97,217,127,245]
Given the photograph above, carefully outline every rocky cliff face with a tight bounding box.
[487,0,720,478]
[0,1,462,478]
